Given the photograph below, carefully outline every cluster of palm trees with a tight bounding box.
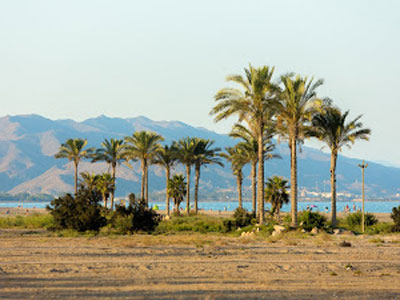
[211,64,370,227]
[54,134,222,213]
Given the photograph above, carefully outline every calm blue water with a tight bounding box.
[1,200,400,213]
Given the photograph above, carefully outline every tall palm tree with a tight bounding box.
[276,74,324,227]
[153,144,178,215]
[96,173,114,208]
[193,138,223,214]
[230,123,278,216]
[211,65,278,224]
[221,145,248,209]
[92,138,127,210]
[79,172,100,193]
[54,138,92,194]
[265,176,290,222]
[167,174,186,215]
[310,107,370,227]
[124,131,164,206]
[174,137,197,214]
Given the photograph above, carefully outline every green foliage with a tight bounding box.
[391,206,400,232]
[0,214,54,229]
[344,211,378,228]
[233,207,254,227]
[47,188,106,232]
[155,215,225,234]
[298,211,327,231]
[111,194,161,234]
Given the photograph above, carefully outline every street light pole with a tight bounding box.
[358,160,368,233]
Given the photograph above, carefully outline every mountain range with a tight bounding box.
[0,114,399,200]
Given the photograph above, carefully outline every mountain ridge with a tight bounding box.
[0,114,399,200]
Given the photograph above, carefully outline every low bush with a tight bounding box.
[47,188,106,232]
[0,214,54,229]
[391,206,400,232]
[298,211,327,231]
[111,194,161,234]
[155,215,224,234]
[220,208,256,233]
[344,211,378,228]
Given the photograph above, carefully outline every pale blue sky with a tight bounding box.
[0,1,399,165]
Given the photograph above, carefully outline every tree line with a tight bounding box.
[55,64,370,228]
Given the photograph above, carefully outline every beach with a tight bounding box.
[1,230,400,299]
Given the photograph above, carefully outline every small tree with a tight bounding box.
[391,206,400,232]
[47,188,106,232]
[168,174,186,215]
[265,176,289,222]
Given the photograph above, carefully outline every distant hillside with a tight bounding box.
[0,114,399,199]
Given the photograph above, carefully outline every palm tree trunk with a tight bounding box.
[186,164,191,214]
[140,159,145,201]
[103,192,107,208]
[237,172,243,209]
[290,135,298,227]
[251,160,257,215]
[175,200,180,215]
[194,163,200,214]
[330,150,338,227]
[74,161,78,195]
[165,167,170,216]
[257,122,265,224]
[111,163,116,211]
[145,162,149,206]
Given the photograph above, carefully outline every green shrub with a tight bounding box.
[298,211,327,231]
[0,214,54,229]
[344,211,378,228]
[111,194,161,234]
[47,188,106,232]
[155,215,224,234]
[391,206,400,232]
[233,207,255,227]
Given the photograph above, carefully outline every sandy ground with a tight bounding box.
[1,230,400,299]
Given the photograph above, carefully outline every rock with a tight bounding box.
[240,231,254,237]
[273,225,287,234]
[333,228,342,235]
[311,227,319,235]
[164,215,170,221]
[301,229,306,233]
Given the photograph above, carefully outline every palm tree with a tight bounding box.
[167,174,186,215]
[265,176,290,222]
[174,137,197,214]
[54,138,92,194]
[96,173,114,208]
[211,65,278,224]
[124,131,164,206]
[310,107,370,227]
[276,74,324,227]
[79,172,100,193]
[221,145,248,209]
[230,123,278,216]
[193,138,223,214]
[92,138,127,210]
[153,144,178,215]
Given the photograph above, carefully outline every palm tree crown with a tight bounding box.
[310,107,371,226]
[193,138,223,213]
[276,74,324,227]
[211,65,278,224]
[124,131,164,205]
[153,144,179,215]
[221,145,248,209]
[174,137,198,214]
[92,138,127,210]
[54,138,92,194]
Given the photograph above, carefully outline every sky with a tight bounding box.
[0,0,399,166]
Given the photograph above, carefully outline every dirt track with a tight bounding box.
[1,230,400,299]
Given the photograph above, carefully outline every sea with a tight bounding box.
[1,200,400,213]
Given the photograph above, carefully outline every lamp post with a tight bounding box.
[358,160,368,233]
